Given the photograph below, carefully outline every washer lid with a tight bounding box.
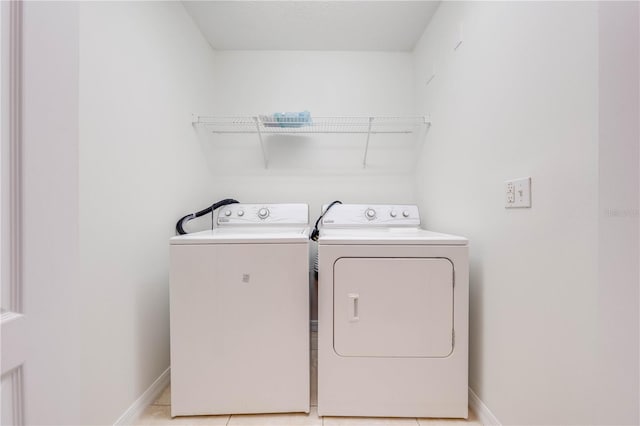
[318,228,467,245]
[170,226,310,245]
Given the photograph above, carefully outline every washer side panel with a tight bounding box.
[170,242,310,416]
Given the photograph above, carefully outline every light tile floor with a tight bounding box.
[137,333,481,426]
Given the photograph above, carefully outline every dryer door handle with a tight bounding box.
[348,293,359,322]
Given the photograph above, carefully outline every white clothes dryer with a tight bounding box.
[170,203,310,417]
[317,204,468,418]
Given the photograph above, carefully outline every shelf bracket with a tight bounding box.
[253,116,268,168]
[362,117,374,168]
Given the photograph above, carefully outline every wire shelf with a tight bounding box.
[191,115,430,168]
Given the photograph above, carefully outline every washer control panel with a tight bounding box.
[321,204,420,227]
[217,203,308,225]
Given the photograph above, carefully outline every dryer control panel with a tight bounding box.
[321,204,420,227]
[216,203,309,226]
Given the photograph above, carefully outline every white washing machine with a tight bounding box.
[170,203,310,417]
[317,204,469,418]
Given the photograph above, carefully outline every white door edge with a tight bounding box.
[1,2,25,425]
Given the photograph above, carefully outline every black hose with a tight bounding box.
[310,200,342,241]
[176,198,240,235]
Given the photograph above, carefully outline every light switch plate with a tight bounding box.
[505,177,531,208]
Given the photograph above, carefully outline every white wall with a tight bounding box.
[205,51,418,219]
[77,2,218,424]
[19,2,219,423]
[21,2,82,424]
[596,2,639,424]
[413,1,638,424]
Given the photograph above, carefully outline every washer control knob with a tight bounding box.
[365,208,376,220]
[237,210,244,217]
[224,210,232,217]
[402,210,410,218]
[390,210,397,218]
[258,208,270,219]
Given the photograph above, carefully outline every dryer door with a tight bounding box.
[333,257,453,358]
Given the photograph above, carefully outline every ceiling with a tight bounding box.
[182,1,440,51]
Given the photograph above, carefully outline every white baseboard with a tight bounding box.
[469,387,501,426]
[113,367,171,425]
[113,367,493,426]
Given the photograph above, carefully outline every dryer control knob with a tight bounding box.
[365,208,376,220]
[258,208,270,219]
[390,210,397,218]
[224,210,232,217]
[402,210,410,218]
[237,210,244,217]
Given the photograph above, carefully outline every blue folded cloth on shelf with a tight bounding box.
[272,111,312,128]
